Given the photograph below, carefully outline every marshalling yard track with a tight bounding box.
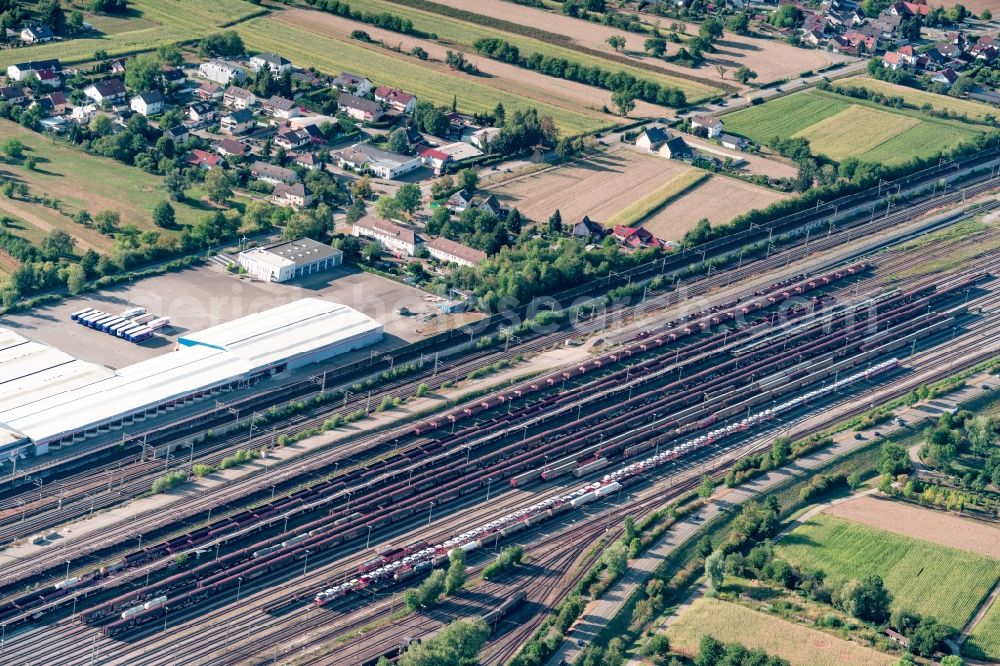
[1,167,1000,664]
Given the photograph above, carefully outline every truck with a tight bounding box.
[70,308,94,321]
[146,317,170,331]
[118,306,146,319]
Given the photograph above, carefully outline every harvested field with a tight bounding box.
[484,145,692,225]
[275,9,666,119]
[605,170,708,228]
[834,76,1000,123]
[778,514,1000,628]
[364,0,735,101]
[641,175,786,241]
[825,494,1000,559]
[795,106,917,161]
[667,597,895,666]
[236,17,607,135]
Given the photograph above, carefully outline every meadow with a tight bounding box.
[667,597,895,666]
[834,77,1000,123]
[320,0,722,102]
[236,17,608,135]
[724,90,984,165]
[777,514,1000,628]
[0,0,261,68]
[604,169,708,228]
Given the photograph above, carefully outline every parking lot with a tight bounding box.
[1,262,465,368]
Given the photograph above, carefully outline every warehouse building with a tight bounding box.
[237,237,343,283]
[0,299,382,463]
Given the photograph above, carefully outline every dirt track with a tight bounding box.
[825,494,1000,559]
[275,8,669,119]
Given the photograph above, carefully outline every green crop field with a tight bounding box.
[301,0,721,102]
[236,17,608,136]
[835,77,1000,123]
[724,90,984,165]
[965,600,1000,662]
[777,514,1000,628]
[667,597,895,666]
[0,0,263,68]
[795,106,918,161]
[723,93,848,143]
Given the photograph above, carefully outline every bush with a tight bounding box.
[191,463,216,477]
[151,470,188,494]
[482,545,525,580]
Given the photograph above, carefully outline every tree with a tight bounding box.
[715,64,728,79]
[982,9,992,19]
[152,200,176,229]
[727,12,750,34]
[698,474,715,500]
[644,37,667,57]
[965,415,993,456]
[834,575,892,624]
[94,210,120,235]
[695,636,726,666]
[164,169,185,201]
[458,168,478,193]
[40,0,67,35]
[445,548,467,594]
[67,9,85,33]
[910,617,955,656]
[395,183,422,217]
[700,16,725,40]
[612,89,636,116]
[204,168,233,204]
[40,230,75,259]
[387,128,411,155]
[351,175,374,201]
[403,568,446,611]
[398,618,488,666]
[705,550,725,590]
[948,3,967,22]
[374,194,402,220]
[607,35,626,51]
[493,101,505,124]
[1,138,24,159]
[430,175,455,200]
[940,656,964,666]
[547,209,563,234]
[771,436,791,466]
[66,264,86,295]
[734,66,758,84]
[770,4,802,28]
[641,634,670,660]
[125,54,161,92]
[346,199,366,224]
[878,442,911,477]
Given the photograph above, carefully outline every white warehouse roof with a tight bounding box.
[0,299,383,448]
[177,298,382,368]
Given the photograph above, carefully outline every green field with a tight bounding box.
[0,120,209,233]
[965,599,1000,662]
[777,514,1000,628]
[321,0,721,102]
[835,77,1000,123]
[724,90,984,165]
[667,597,895,666]
[236,17,608,135]
[0,0,263,68]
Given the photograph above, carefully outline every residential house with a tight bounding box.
[292,70,325,88]
[882,51,907,70]
[636,127,670,152]
[660,135,689,159]
[474,194,506,219]
[223,85,256,109]
[889,1,928,16]
[187,101,216,124]
[275,126,311,150]
[975,44,1000,64]
[419,147,451,175]
[249,52,292,76]
[130,91,165,116]
[469,127,501,150]
[197,81,224,101]
[0,85,26,105]
[109,58,127,75]
[331,72,373,95]
[935,42,962,60]
[932,68,959,87]
[35,67,61,88]
[45,91,69,115]
[352,216,421,256]
[896,45,918,65]
[373,86,416,114]
[251,160,298,185]
[830,35,860,54]
[612,225,665,250]
[163,67,187,87]
[800,29,824,46]
[446,189,474,213]
[838,31,878,53]
[424,236,487,267]
[187,149,221,170]
[271,182,311,209]
[691,115,723,138]
[165,125,189,144]
[337,93,384,122]
[720,134,749,151]
[872,13,901,37]
[6,59,61,82]
[572,215,605,240]
[20,24,54,44]
[293,152,320,170]
[198,60,246,86]
[213,137,250,159]
[220,108,255,135]
[71,104,98,123]
[336,143,421,179]
[84,78,128,106]
[263,95,299,119]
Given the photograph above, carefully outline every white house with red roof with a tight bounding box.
[373,86,416,114]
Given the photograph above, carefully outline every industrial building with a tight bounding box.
[0,299,382,463]
[237,237,343,283]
